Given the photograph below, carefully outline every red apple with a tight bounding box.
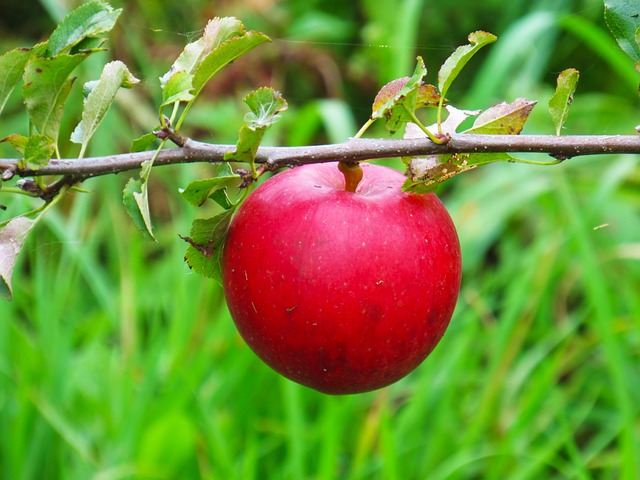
[222,162,461,394]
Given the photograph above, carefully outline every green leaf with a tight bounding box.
[191,30,270,98]
[160,17,245,85]
[604,0,640,61]
[160,43,200,88]
[371,57,427,134]
[181,211,234,283]
[47,0,122,56]
[438,31,497,99]
[122,161,156,241]
[464,98,537,135]
[0,42,47,115]
[70,36,107,55]
[209,188,235,211]
[224,125,264,166]
[123,178,147,239]
[180,165,240,207]
[225,88,288,166]
[161,70,194,106]
[130,132,159,153]
[548,69,580,135]
[0,134,29,155]
[159,18,269,127]
[243,87,288,128]
[160,17,268,108]
[23,53,86,142]
[20,135,56,170]
[70,61,139,155]
[158,18,246,109]
[0,216,35,301]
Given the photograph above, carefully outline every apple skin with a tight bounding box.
[222,162,461,394]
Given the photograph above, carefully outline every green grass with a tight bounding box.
[1,0,639,478]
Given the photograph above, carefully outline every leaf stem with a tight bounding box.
[175,99,195,132]
[507,157,565,166]
[353,118,376,139]
[0,187,41,197]
[407,109,447,144]
[169,101,181,127]
[436,96,445,134]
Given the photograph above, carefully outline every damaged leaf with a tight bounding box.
[0,216,35,301]
[403,152,516,193]
[464,98,536,135]
[372,75,441,114]
[371,57,428,134]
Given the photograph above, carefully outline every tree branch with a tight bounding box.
[1,134,639,179]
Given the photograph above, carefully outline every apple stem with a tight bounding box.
[338,161,364,192]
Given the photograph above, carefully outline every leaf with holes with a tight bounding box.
[0,42,47,115]
[403,152,515,193]
[23,54,85,142]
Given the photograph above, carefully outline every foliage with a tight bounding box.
[548,68,580,136]
[604,0,640,63]
[0,1,595,293]
[0,0,639,478]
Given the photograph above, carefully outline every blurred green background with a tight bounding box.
[1,0,639,478]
